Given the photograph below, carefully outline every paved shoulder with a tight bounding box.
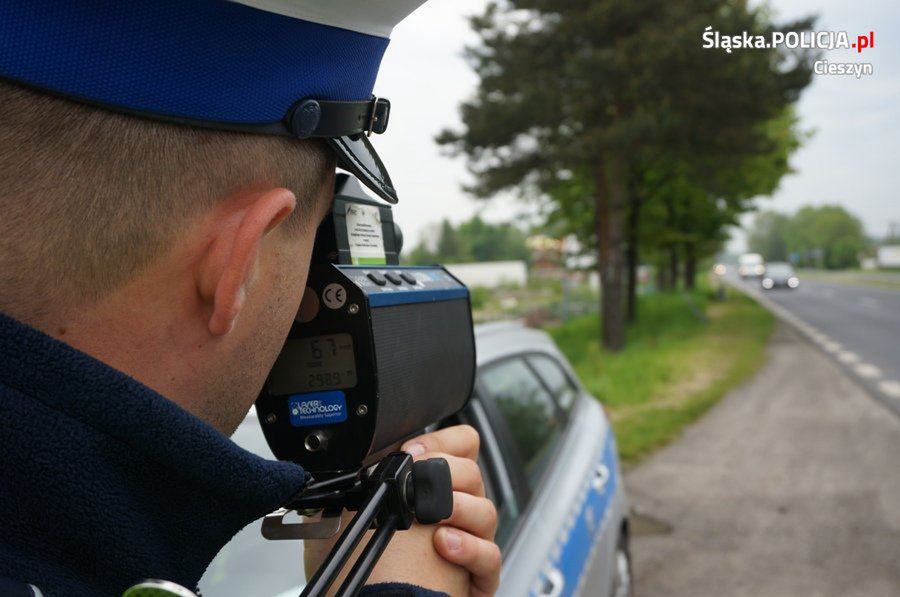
[626,324,900,597]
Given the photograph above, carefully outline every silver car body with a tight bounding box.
[474,323,628,597]
[200,322,628,597]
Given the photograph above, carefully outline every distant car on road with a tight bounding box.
[738,253,765,279]
[201,322,631,597]
[761,262,799,290]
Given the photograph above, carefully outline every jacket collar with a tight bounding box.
[0,312,308,594]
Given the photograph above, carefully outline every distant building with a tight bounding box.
[526,234,564,279]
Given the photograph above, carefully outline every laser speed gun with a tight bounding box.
[255,174,477,596]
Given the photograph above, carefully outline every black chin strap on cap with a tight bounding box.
[287,97,390,139]
[285,97,398,204]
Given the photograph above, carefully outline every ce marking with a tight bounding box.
[322,283,348,310]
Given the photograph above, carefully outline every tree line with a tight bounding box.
[747,205,868,269]
[437,0,818,350]
[405,215,531,265]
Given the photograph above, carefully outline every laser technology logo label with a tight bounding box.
[289,391,348,426]
[702,27,877,79]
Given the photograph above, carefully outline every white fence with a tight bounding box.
[877,245,900,268]
[444,260,528,288]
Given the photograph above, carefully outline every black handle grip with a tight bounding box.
[409,458,453,524]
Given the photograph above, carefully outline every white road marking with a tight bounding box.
[823,341,842,353]
[809,332,829,344]
[854,363,882,379]
[879,380,900,399]
[837,351,860,364]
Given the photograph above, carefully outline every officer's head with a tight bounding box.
[0,1,423,434]
[0,80,338,432]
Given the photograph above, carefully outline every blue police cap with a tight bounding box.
[0,0,427,203]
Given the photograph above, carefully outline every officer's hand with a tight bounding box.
[303,425,500,596]
[401,425,501,597]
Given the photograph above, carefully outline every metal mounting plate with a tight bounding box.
[261,508,342,540]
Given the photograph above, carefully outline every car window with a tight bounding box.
[479,358,564,489]
[465,400,521,551]
[477,442,518,550]
[527,354,578,412]
[452,398,524,552]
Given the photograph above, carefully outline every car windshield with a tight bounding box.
[766,263,794,277]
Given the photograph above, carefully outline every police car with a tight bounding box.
[201,322,630,597]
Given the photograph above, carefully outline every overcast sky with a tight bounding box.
[370,0,899,252]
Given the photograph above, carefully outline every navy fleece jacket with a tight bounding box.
[0,313,445,597]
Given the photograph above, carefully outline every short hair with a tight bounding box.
[0,81,335,323]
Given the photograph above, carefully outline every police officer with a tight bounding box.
[0,1,500,595]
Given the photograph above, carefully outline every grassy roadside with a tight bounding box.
[548,287,774,466]
[797,268,900,292]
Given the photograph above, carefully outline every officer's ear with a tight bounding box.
[196,187,297,336]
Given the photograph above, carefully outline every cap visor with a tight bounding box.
[326,135,398,204]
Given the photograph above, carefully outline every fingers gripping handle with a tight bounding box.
[407,458,453,525]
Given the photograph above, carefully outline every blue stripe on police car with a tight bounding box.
[532,433,619,597]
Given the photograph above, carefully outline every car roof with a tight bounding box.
[474,321,562,367]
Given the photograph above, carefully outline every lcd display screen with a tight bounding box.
[269,333,357,394]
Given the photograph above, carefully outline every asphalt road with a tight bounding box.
[732,275,900,417]
[626,323,900,596]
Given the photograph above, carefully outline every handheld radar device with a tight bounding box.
[255,174,476,479]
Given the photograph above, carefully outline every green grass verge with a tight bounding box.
[548,287,774,466]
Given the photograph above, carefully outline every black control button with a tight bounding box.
[384,272,402,285]
[367,272,387,286]
[400,272,418,285]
